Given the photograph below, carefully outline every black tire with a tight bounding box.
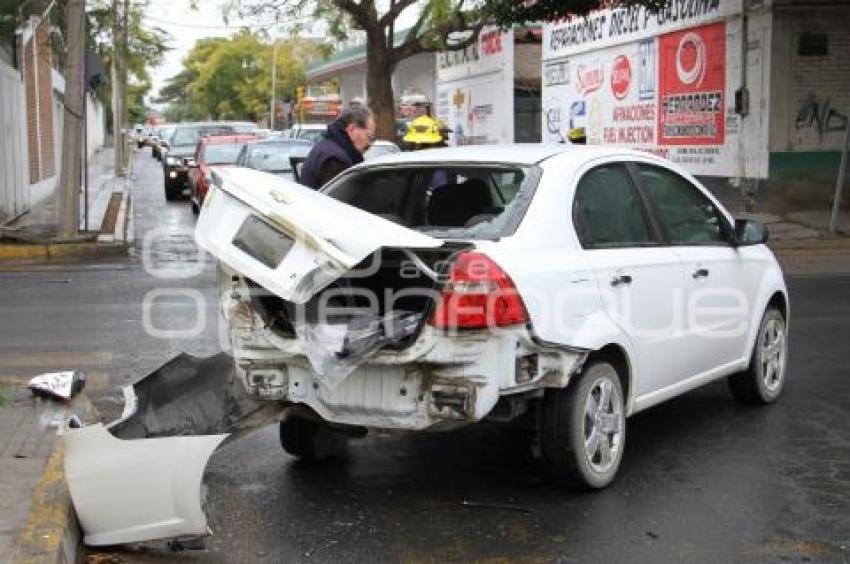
[164,179,181,201]
[728,307,787,405]
[279,416,345,462]
[190,200,200,215]
[539,360,626,489]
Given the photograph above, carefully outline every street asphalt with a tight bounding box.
[0,151,848,563]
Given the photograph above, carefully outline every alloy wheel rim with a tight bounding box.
[760,317,787,393]
[583,377,623,473]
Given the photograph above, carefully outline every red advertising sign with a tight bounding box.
[657,22,725,145]
[610,55,632,100]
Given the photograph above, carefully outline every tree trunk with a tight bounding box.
[365,35,396,141]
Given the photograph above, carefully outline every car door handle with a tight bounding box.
[692,268,710,279]
[610,274,633,287]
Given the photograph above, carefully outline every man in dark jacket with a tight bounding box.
[299,106,376,189]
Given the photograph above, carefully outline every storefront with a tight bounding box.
[542,0,769,178]
[436,26,542,145]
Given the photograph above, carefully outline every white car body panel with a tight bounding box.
[64,424,226,546]
[199,144,788,425]
[195,167,442,303]
[62,144,789,549]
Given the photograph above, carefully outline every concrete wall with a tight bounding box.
[765,1,850,210]
[0,60,30,223]
[86,94,106,159]
[331,53,437,109]
[392,52,436,104]
[337,67,366,105]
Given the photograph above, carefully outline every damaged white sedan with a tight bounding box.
[64,144,789,547]
[198,145,788,489]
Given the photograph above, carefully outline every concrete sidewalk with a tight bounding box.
[0,147,133,260]
[0,386,97,563]
[738,210,850,275]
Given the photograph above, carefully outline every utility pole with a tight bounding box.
[121,0,129,171]
[57,0,85,238]
[270,38,277,130]
[269,16,279,131]
[112,0,127,176]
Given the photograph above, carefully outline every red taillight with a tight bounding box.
[430,252,528,329]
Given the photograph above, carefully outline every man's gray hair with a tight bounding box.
[336,105,374,129]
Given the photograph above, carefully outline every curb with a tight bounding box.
[10,396,100,564]
[10,444,81,564]
[0,191,132,263]
[0,241,126,262]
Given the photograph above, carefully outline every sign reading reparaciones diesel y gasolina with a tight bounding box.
[544,0,741,58]
[542,0,770,178]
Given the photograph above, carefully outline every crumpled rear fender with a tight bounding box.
[63,353,281,547]
[65,425,226,546]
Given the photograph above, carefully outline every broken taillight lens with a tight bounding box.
[430,252,528,329]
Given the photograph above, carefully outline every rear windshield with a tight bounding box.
[171,126,234,147]
[322,164,540,240]
[204,143,246,164]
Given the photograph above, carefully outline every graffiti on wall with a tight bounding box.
[794,94,848,141]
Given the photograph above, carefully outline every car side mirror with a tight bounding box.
[734,218,768,246]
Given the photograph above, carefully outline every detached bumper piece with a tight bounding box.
[64,353,280,547]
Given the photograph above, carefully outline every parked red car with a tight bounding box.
[189,134,258,214]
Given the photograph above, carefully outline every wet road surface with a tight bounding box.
[1,150,848,563]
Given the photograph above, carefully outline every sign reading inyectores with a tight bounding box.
[543,0,741,59]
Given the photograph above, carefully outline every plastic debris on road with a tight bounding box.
[27,370,86,400]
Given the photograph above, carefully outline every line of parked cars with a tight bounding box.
[140,121,401,215]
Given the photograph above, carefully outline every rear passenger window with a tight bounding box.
[636,165,727,245]
[573,164,654,248]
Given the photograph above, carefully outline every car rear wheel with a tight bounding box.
[728,306,787,404]
[539,360,626,489]
[278,416,346,462]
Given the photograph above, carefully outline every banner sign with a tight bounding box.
[542,3,761,177]
[436,26,515,145]
[543,0,741,59]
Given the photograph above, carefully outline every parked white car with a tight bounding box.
[63,144,788,546]
[198,144,788,485]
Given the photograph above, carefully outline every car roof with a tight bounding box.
[354,144,660,167]
[172,121,255,128]
[252,138,313,146]
[201,134,259,144]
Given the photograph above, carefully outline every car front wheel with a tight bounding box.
[728,306,787,404]
[164,178,182,201]
[539,360,626,489]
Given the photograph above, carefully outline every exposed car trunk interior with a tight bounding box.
[248,246,465,349]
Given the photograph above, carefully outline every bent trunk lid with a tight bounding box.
[195,167,443,303]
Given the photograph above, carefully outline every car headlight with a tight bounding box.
[166,156,177,166]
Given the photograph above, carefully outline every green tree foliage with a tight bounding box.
[157,30,317,122]
[232,0,489,139]
[86,0,170,123]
